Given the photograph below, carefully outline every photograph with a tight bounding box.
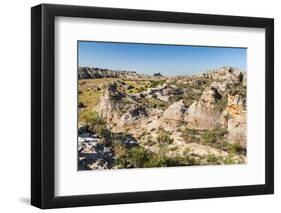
[77,41,247,170]
[29,3,274,209]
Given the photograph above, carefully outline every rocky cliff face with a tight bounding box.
[225,94,247,148]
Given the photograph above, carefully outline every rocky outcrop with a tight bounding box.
[210,81,230,95]
[119,105,148,126]
[225,94,247,148]
[78,125,139,170]
[185,86,225,129]
[203,66,245,84]
[78,128,114,170]
[163,100,187,121]
[95,83,127,123]
[129,84,183,103]
[183,66,246,131]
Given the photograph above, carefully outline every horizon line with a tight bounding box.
[78,65,245,77]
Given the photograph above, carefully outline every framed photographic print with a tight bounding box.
[31,3,274,209]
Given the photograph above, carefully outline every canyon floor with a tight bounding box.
[78,66,247,170]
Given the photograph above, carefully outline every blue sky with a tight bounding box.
[78,41,246,76]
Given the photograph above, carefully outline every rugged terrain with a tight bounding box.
[78,66,247,170]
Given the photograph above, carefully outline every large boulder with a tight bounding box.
[163,100,187,121]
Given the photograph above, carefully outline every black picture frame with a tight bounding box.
[31,3,274,209]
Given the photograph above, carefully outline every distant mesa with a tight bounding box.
[153,72,163,77]
[78,67,165,79]
[78,67,143,79]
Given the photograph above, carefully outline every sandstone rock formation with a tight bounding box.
[225,94,247,148]
[163,100,187,121]
[184,86,224,129]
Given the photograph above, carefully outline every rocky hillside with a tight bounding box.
[78,66,247,170]
[78,67,149,79]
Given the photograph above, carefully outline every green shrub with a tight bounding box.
[223,155,236,164]
[224,113,233,121]
[156,129,174,158]
[113,143,127,162]
[83,110,105,125]
[166,155,198,166]
[114,146,152,168]
[157,130,174,146]
[143,135,156,146]
[145,98,168,109]
[83,110,106,135]
[182,147,191,156]
[113,144,199,168]
[206,154,220,164]
[216,128,228,137]
[149,80,166,88]
[202,128,228,144]
[181,127,200,143]
[182,127,198,135]
[127,147,152,168]
[202,131,217,143]
[228,143,243,155]
[144,154,198,167]
[136,86,146,93]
